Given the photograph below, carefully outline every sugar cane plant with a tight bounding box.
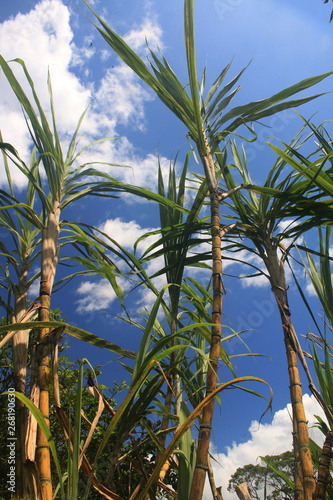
[146,158,198,490]
[83,0,333,496]
[135,152,210,491]
[217,122,333,498]
[261,224,333,500]
[62,153,274,500]
[1,1,333,497]
[264,122,333,500]
[0,57,215,498]
[216,138,329,499]
[301,228,333,499]
[0,144,43,497]
[0,54,168,499]
[264,119,333,500]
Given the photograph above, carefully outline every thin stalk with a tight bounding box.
[12,262,39,496]
[155,376,174,472]
[55,404,124,500]
[207,455,220,500]
[154,315,177,490]
[173,326,182,419]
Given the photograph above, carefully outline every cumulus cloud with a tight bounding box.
[223,248,270,289]
[0,0,90,185]
[204,393,326,500]
[76,277,130,314]
[0,0,165,191]
[75,217,164,314]
[239,269,269,289]
[28,276,41,301]
[135,252,167,312]
[123,18,163,53]
[305,280,317,297]
[97,17,164,132]
[99,217,158,252]
[75,216,212,314]
[0,0,90,139]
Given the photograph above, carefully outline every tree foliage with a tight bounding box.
[228,452,294,500]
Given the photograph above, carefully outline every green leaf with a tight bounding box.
[260,455,295,491]
[82,0,196,137]
[0,321,136,359]
[131,286,169,388]
[137,376,272,500]
[184,0,206,155]
[178,402,196,500]
[92,359,159,470]
[204,60,233,109]
[216,71,333,136]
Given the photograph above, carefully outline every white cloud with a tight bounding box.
[83,142,169,196]
[78,216,212,315]
[28,278,41,301]
[305,280,317,297]
[0,0,90,185]
[123,18,163,54]
[0,0,165,192]
[223,248,270,289]
[75,218,164,314]
[99,217,159,253]
[94,63,153,132]
[279,219,297,234]
[135,253,167,312]
[76,277,130,313]
[0,114,32,189]
[204,393,326,500]
[100,49,111,62]
[0,0,72,70]
[98,220,210,312]
[239,271,269,289]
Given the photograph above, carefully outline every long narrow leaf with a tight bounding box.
[137,376,272,500]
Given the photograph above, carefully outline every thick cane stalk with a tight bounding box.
[313,431,333,500]
[190,150,222,500]
[36,204,60,500]
[264,244,315,499]
[12,267,40,496]
[26,343,39,460]
[12,271,28,497]
[292,417,305,500]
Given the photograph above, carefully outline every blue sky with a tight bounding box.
[0,1,332,497]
